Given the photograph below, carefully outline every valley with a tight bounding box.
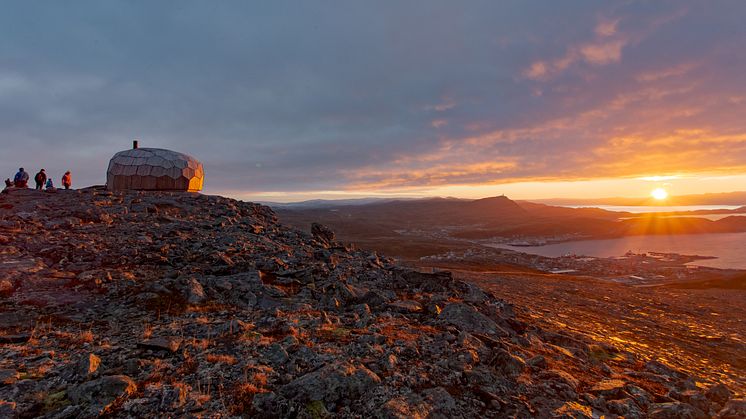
[276,196,746,397]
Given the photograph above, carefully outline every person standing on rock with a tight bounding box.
[13,168,29,188]
[61,171,72,190]
[34,169,47,190]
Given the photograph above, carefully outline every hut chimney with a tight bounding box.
[133,140,139,149]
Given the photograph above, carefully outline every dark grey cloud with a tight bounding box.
[1,1,745,195]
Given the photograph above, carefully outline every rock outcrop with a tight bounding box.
[0,187,740,417]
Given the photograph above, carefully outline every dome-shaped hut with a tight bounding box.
[106,142,204,192]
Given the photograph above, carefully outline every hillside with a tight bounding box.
[278,196,529,229]
[0,187,742,417]
[277,196,746,249]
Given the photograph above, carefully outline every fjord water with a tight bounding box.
[490,232,746,269]
[569,205,743,213]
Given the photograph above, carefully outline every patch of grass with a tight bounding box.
[178,352,199,375]
[306,400,330,419]
[190,338,210,351]
[206,354,237,365]
[79,329,94,344]
[239,331,263,343]
[186,302,230,313]
[41,390,69,414]
[143,292,188,316]
[317,326,353,343]
[588,344,625,363]
[228,380,270,415]
[142,323,153,339]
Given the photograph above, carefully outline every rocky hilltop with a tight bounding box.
[0,187,742,418]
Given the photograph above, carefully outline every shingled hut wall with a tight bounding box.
[106,148,204,192]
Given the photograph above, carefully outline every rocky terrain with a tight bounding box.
[0,187,743,418]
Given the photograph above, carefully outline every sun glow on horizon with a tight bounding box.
[651,187,669,200]
[218,173,746,203]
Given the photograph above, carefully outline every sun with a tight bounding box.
[651,187,669,200]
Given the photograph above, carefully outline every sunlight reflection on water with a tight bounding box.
[489,232,746,269]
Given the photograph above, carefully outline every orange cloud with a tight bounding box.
[431,119,448,128]
[523,17,627,80]
[345,161,518,190]
[342,65,746,192]
[580,40,625,65]
[636,63,696,82]
[595,19,619,37]
[524,61,549,80]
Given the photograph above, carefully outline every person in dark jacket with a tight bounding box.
[13,168,29,188]
[34,169,47,190]
[61,171,72,190]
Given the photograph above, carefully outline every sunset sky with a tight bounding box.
[2,1,746,202]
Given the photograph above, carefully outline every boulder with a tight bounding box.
[0,369,19,386]
[376,387,455,419]
[438,303,505,336]
[264,343,289,365]
[387,300,424,314]
[311,223,335,244]
[361,290,394,307]
[538,369,579,392]
[0,401,16,417]
[706,383,733,404]
[675,390,711,414]
[553,401,594,418]
[648,402,707,419]
[717,399,746,419]
[0,334,30,344]
[377,397,431,418]
[77,353,102,378]
[490,348,526,377]
[588,379,627,400]
[68,375,137,414]
[279,361,381,407]
[180,276,206,304]
[138,337,181,353]
[607,398,644,418]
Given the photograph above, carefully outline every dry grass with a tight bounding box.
[145,359,173,384]
[143,323,153,339]
[237,331,263,345]
[172,382,189,407]
[228,381,269,415]
[249,371,269,388]
[178,352,199,375]
[193,378,213,405]
[316,325,354,343]
[190,338,210,351]
[376,321,440,344]
[186,303,230,313]
[79,329,94,344]
[206,354,237,365]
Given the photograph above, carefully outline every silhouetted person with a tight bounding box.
[61,171,72,190]
[46,178,54,190]
[13,168,29,188]
[34,169,47,190]
[4,178,12,188]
